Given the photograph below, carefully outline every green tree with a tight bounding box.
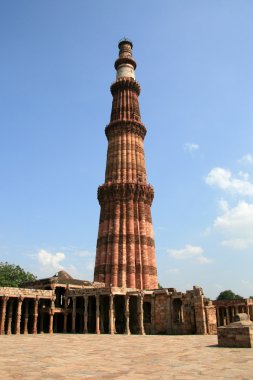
[216,289,243,300]
[0,262,36,287]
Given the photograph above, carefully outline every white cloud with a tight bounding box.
[205,167,253,196]
[75,250,95,257]
[37,249,65,270]
[218,199,229,212]
[168,244,211,264]
[214,201,253,250]
[238,154,253,165]
[238,171,250,181]
[184,143,199,152]
[221,239,251,250]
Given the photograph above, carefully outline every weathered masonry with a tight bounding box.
[0,288,53,335]
[213,299,253,327]
[0,271,217,335]
[94,39,158,290]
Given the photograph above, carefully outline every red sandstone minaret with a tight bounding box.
[94,39,158,290]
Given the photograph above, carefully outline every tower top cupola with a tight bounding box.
[115,38,136,80]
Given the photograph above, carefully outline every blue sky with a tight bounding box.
[1,1,253,299]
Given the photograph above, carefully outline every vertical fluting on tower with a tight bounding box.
[94,39,158,290]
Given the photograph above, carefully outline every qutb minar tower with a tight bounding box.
[94,39,158,290]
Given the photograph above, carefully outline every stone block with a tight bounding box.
[218,313,253,348]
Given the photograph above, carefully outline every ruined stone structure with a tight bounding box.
[0,271,216,335]
[94,39,158,290]
[218,313,253,348]
[213,298,253,327]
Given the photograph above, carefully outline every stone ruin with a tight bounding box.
[218,313,253,348]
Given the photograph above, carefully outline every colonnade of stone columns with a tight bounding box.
[65,293,145,335]
[216,304,253,327]
[0,296,53,335]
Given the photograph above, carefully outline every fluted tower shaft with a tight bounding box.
[94,40,158,290]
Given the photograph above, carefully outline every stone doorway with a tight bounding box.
[114,295,126,334]
[129,296,138,334]
[100,295,109,334]
[88,296,96,333]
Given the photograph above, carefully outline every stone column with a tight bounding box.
[72,296,76,333]
[221,308,225,326]
[109,294,115,334]
[6,299,14,335]
[0,296,8,335]
[95,294,100,334]
[83,295,88,333]
[49,313,54,334]
[33,298,39,334]
[235,305,239,315]
[125,295,130,335]
[16,297,23,335]
[49,298,55,334]
[231,306,235,322]
[138,294,145,335]
[216,307,220,327]
[24,299,29,334]
[180,302,184,324]
[225,307,230,325]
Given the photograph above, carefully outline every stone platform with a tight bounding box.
[0,334,252,379]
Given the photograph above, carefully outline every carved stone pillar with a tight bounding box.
[231,306,235,321]
[225,307,230,325]
[216,307,220,327]
[72,296,76,333]
[7,299,14,335]
[96,294,100,334]
[109,294,115,334]
[0,296,8,335]
[83,295,88,333]
[151,294,156,334]
[49,313,54,334]
[16,297,23,335]
[49,298,55,334]
[221,308,225,326]
[125,295,130,335]
[33,298,39,334]
[235,305,239,315]
[138,293,145,335]
[24,299,29,334]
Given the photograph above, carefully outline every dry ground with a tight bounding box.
[0,334,252,379]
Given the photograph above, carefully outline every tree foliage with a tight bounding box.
[0,262,37,287]
[216,289,243,301]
